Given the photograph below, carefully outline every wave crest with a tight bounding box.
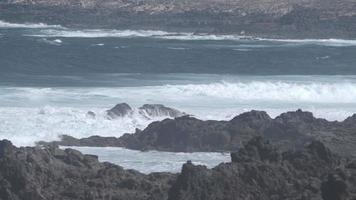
[164,81,356,103]
[0,20,62,29]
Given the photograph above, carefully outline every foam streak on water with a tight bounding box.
[26,28,356,46]
[0,20,62,29]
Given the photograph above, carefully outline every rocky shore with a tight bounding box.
[1,0,356,38]
[42,109,356,158]
[1,137,356,199]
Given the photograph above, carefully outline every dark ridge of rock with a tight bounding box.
[0,139,176,200]
[41,109,356,157]
[139,104,186,119]
[168,138,356,200]
[230,137,281,163]
[45,135,124,147]
[120,116,231,152]
[106,103,133,119]
[342,114,356,126]
[2,138,356,200]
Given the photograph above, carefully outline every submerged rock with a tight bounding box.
[86,111,96,118]
[106,103,133,118]
[139,104,185,118]
[105,103,186,119]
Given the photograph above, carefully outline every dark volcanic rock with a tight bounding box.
[120,115,232,152]
[139,104,185,119]
[105,103,186,119]
[0,140,175,200]
[168,138,356,200]
[86,111,96,118]
[106,103,133,118]
[2,138,356,200]
[39,135,124,147]
[41,109,356,157]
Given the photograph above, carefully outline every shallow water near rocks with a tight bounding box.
[64,146,231,173]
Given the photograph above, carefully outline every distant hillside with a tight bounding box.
[1,0,356,38]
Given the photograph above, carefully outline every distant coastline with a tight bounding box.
[1,0,356,39]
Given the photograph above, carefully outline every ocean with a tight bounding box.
[1,20,356,172]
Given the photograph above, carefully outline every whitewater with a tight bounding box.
[1,20,356,172]
[2,76,356,147]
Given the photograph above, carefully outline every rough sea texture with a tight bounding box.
[2,22,356,143]
[1,21,356,172]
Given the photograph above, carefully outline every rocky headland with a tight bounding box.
[42,109,356,158]
[1,137,356,199]
[1,0,356,38]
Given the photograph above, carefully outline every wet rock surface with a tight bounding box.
[168,137,356,200]
[139,104,185,119]
[0,139,176,200]
[105,103,186,119]
[3,137,356,200]
[106,103,133,119]
[44,110,356,157]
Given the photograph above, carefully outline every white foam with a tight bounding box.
[12,81,353,104]
[29,29,173,38]
[162,81,356,103]
[0,106,166,147]
[66,146,230,173]
[0,20,62,29]
[258,38,356,47]
[40,38,62,45]
[2,76,356,146]
[23,26,356,46]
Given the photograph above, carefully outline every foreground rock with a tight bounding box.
[169,137,356,200]
[0,140,175,200]
[44,110,356,157]
[3,138,356,199]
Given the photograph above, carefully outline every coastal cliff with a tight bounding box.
[1,0,356,38]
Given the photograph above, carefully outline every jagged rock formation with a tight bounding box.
[105,103,185,119]
[0,140,175,200]
[2,137,356,199]
[106,103,133,119]
[42,110,356,157]
[1,0,356,38]
[139,104,185,119]
[168,137,356,200]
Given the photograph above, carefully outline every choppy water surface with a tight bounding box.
[1,20,356,147]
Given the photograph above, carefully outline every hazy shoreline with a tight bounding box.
[1,0,356,39]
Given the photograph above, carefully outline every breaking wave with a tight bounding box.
[164,81,356,103]
[0,19,348,46]
[0,106,170,147]
[6,80,356,104]
[0,20,62,29]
